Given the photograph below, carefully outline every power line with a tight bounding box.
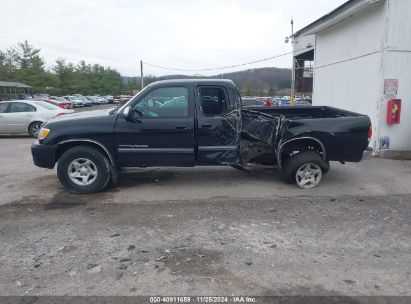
[144,48,311,72]
[292,50,382,71]
[314,50,381,70]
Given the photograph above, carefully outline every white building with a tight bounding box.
[292,0,411,157]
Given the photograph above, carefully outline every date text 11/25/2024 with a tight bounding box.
[149,296,257,303]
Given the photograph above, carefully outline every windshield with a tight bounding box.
[110,86,150,115]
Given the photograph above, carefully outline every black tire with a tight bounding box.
[280,151,328,185]
[57,146,111,193]
[29,121,42,138]
[322,160,330,174]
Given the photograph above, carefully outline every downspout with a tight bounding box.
[375,0,390,155]
[312,35,318,104]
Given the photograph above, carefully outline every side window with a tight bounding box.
[199,87,228,116]
[8,103,36,113]
[132,87,188,118]
[27,104,36,112]
[0,103,8,113]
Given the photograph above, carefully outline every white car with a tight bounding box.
[95,96,109,104]
[0,100,74,137]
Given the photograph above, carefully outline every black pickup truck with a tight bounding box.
[32,79,371,193]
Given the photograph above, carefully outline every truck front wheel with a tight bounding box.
[280,151,328,189]
[57,146,111,193]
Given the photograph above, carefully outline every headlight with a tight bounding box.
[38,128,50,140]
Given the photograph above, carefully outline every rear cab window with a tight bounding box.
[199,87,229,116]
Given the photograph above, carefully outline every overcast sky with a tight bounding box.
[0,0,346,76]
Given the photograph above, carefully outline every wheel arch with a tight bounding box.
[28,120,44,133]
[277,136,326,168]
[54,139,115,166]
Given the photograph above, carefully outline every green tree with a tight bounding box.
[244,86,252,96]
[268,86,277,96]
[0,41,129,96]
[1,40,60,94]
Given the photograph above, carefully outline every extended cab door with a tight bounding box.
[196,86,241,165]
[114,85,195,167]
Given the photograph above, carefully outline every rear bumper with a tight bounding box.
[31,141,58,169]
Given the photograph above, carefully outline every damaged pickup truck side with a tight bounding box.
[31,79,372,193]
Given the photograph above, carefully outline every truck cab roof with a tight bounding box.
[147,79,237,89]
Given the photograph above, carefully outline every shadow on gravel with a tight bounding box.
[3,190,113,210]
[114,169,176,189]
[44,190,114,210]
[44,191,89,210]
[113,166,280,190]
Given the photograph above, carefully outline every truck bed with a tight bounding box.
[246,106,366,120]
[242,106,371,163]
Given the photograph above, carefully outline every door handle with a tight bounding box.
[176,125,188,130]
[201,124,212,128]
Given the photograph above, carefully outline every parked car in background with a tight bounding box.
[48,96,74,109]
[0,94,13,101]
[97,97,109,104]
[103,95,114,103]
[17,93,33,100]
[77,96,93,107]
[294,98,312,106]
[33,94,49,100]
[273,98,281,107]
[255,97,274,107]
[279,98,290,107]
[63,96,84,107]
[0,100,73,137]
[86,96,102,105]
[241,98,267,107]
[114,95,133,105]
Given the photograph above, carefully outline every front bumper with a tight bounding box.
[31,141,58,169]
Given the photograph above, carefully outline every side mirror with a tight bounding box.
[123,106,143,122]
[123,106,131,120]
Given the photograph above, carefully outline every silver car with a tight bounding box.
[0,100,73,137]
[64,96,84,107]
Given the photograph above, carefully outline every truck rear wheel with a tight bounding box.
[57,146,111,193]
[280,151,328,189]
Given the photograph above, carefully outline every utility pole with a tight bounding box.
[290,18,295,106]
[140,60,144,89]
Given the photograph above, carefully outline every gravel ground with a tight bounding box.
[0,194,410,296]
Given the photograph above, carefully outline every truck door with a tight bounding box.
[114,85,195,167]
[196,86,241,165]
